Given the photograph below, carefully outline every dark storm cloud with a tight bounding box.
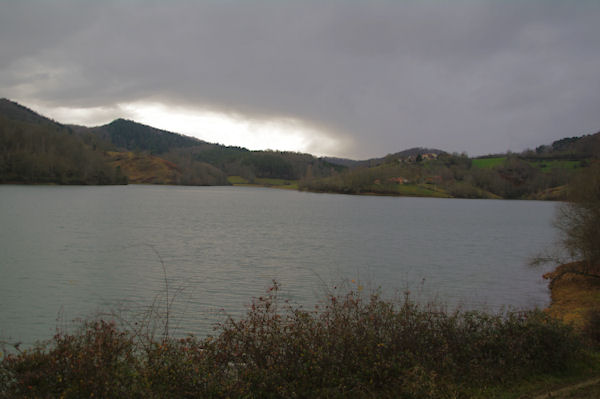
[1,1,599,158]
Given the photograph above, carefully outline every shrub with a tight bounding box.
[554,163,600,277]
[0,284,587,398]
[208,286,582,397]
[0,320,140,398]
[582,308,600,346]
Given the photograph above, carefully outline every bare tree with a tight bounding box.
[547,163,600,281]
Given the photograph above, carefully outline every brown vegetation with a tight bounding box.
[0,284,586,398]
[545,263,600,328]
[107,151,182,184]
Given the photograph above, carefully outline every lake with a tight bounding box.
[0,185,557,346]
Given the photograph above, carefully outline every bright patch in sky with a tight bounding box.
[29,100,347,157]
[120,102,344,156]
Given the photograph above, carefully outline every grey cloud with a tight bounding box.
[1,1,599,158]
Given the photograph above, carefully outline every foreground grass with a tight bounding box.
[1,284,597,398]
[553,379,600,398]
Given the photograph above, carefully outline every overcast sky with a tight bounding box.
[2,1,599,159]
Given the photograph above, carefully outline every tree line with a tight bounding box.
[1,97,597,193]
[0,116,127,185]
[300,144,597,200]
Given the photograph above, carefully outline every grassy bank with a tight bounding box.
[227,176,299,190]
[1,281,597,398]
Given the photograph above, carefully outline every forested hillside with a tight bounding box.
[0,100,127,185]
[2,97,597,196]
[91,118,342,184]
[300,135,599,200]
[92,119,205,154]
[0,99,341,186]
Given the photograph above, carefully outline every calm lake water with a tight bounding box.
[0,185,557,346]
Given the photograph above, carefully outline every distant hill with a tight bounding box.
[320,156,360,168]
[0,98,62,127]
[302,136,599,199]
[92,118,205,154]
[3,98,597,197]
[0,100,127,185]
[91,117,343,183]
[87,119,230,184]
[0,99,342,186]
[324,147,446,169]
[535,132,600,159]
[388,147,447,159]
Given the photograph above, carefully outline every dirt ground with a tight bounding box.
[544,262,600,328]
[531,263,600,398]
